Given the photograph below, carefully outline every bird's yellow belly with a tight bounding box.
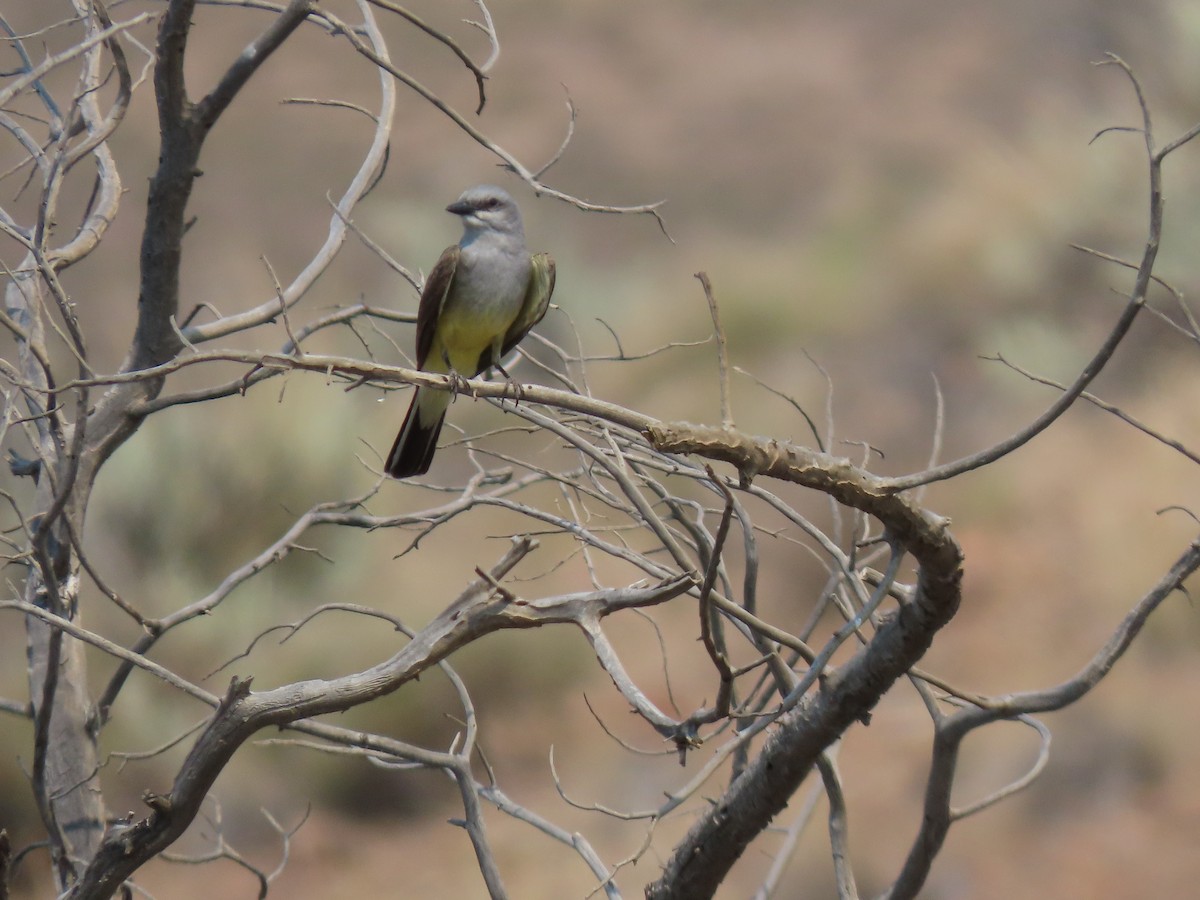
[427,305,517,376]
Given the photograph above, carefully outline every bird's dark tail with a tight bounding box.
[385,388,449,478]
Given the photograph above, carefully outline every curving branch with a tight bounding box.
[643,423,962,899]
[883,56,1199,494]
[883,535,1200,900]
[67,547,691,898]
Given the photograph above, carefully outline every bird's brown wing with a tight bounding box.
[414,245,460,368]
[500,252,556,359]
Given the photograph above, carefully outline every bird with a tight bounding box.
[385,185,556,479]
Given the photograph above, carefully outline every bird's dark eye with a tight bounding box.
[482,198,500,209]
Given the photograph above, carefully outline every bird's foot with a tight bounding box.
[493,361,525,405]
[446,369,473,399]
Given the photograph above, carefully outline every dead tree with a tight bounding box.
[0,2,1196,898]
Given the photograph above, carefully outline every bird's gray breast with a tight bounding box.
[449,238,531,324]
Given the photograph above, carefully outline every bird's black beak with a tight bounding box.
[446,200,473,216]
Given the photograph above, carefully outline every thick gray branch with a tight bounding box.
[644,424,963,900]
[67,566,690,898]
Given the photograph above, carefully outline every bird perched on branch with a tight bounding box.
[385,185,556,479]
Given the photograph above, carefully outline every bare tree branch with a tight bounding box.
[883,56,1198,493]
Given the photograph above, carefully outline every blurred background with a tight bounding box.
[3,0,1200,896]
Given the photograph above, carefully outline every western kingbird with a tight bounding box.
[385,185,556,479]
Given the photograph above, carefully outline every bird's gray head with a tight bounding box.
[447,185,524,241]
